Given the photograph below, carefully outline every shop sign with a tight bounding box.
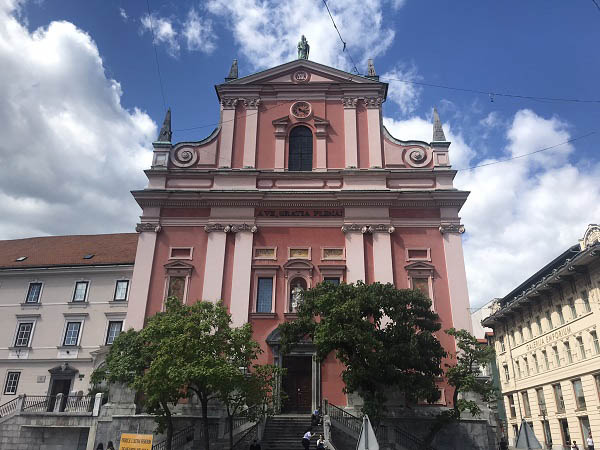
[119,433,153,450]
[526,326,571,351]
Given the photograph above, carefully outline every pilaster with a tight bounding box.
[242,98,260,168]
[230,227,258,327]
[371,226,395,284]
[341,224,365,283]
[343,97,358,168]
[219,98,238,168]
[202,225,228,302]
[365,97,383,168]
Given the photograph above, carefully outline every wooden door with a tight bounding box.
[282,355,312,413]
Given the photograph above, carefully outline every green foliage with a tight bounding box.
[279,281,446,425]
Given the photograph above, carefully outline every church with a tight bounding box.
[125,39,473,413]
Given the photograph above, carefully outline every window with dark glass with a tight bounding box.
[106,321,123,345]
[26,282,42,303]
[288,126,313,171]
[553,346,561,367]
[565,341,573,364]
[503,365,510,382]
[545,310,553,330]
[323,277,340,285]
[568,297,577,319]
[72,281,89,302]
[542,350,549,370]
[557,306,565,325]
[63,322,81,346]
[572,379,586,410]
[542,420,552,446]
[522,391,531,417]
[591,331,600,355]
[577,336,586,360]
[500,337,506,353]
[581,290,591,313]
[14,322,33,347]
[553,383,565,412]
[536,388,546,414]
[114,280,129,301]
[508,395,516,418]
[4,372,20,395]
[256,277,273,313]
[559,418,570,445]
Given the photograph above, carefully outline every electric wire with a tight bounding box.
[321,0,360,75]
[592,0,600,11]
[146,0,167,112]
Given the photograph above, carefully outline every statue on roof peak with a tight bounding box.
[297,35,310,60]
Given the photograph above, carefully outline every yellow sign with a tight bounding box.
[119,433,153,450]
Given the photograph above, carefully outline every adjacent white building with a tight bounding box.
[0,234,137,405]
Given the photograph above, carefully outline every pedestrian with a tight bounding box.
[498,436,508,450]
[572,440,579,450]
[302,429,313,450]
[249,438,261,450]
[316,434,325,450]
[588,433,595,450]
[311,407,322,427]
[106,441,115,450]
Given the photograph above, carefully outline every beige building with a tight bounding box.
[0,234,137,405]
[482,224,600,449]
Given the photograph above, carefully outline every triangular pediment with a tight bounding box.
[221,59,383,86]
[404,261,435,272]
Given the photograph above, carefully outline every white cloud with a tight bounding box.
[0,0,155,239]
[205,0,397,71]
[381,64,422,116]
[183,8,216,54]
[141,13,180,57]
[384,110,600,310]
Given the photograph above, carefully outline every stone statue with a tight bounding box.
[291,283,304,309]
[297,35,310,60]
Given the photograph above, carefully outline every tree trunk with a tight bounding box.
[201,395,210,450]
[161,401,174,450]
[228,414,234,450]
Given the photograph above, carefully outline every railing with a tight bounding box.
[377,424,438,450]
[63,395,94,413]
[232,421,258,449]
[22,395,54,412]
[152,425,194,450]
[0,397,19,417]
[328,403,362,435]
[224,405,261,435]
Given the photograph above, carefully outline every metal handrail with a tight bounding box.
[328,403,362,435]
[224,404,261,435]
[152,425,194,450]
[64,395,94,412]
[22,395,54,412]
[0,397,19,417]
[232,421,259,449]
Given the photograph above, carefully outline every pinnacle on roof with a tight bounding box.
[432,108,447,142]
[156,108,172,143]
[225,59,238,81]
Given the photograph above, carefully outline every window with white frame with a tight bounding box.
[14,322,34,347]
[256,278,273,313]
[591,330,600,355]
[113,280,129,301]
[581,290,591,313]
[106,321,123,345]
[63,321,82,346]
[72,281,89,302]
[25,282,42,303]
[3,372,20,395]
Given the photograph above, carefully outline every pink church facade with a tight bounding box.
[125,58,472,412]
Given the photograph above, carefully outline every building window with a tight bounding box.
[524,357,530,376]
[503,365,510,382]
[25,282,42,303]
[3,372,20,395]
[72,281,89,302]
[106,321,123,345]
[591,331,600,355]
[581,291,591,313]
[596,374,600,401]
[14,322,33,347]
[62,321,82,346]
[542,350,549,370]
[500,337,506,353]
[114,280,129,301]
[512,425,519,444]
[542,420,552,446]
[522,391,531,417]
[515,360,521,379]
[557,306,565,325]
[167,276,186,301]
[533,354,539,373]
[256,277,273,313]
[576,336,586,360]
[535,317,542,336]
[572,379,587,410]
[405,248,431,262]
[565,341,573,364]
[568,297,577,319]
[510,332,516,347]
[323,277,340,285]
[579,416,591,446]
[169,247,193,260]
[553,383,565,413]
[288,125,313,171]
[536,388,546,415]
[553,346,561,368]
[545,310,553,330]
[508,395,516,418]
[559,418,570,446]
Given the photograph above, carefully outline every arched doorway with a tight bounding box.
[288,126,313,171]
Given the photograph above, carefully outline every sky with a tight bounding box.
[1,0,600,309]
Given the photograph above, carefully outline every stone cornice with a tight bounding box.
[135,223,162,233]
[341,223,395,234]
[439,223,466,234]
[204,223,258,233]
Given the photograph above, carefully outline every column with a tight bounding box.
[219,98,238,168]
[343,97,358,168]
[440,223,473,333]
[315,119,329,171]
[202,225,228,302]
[365,97,383,168]
[372,226,395,284]
[242,98,260,168]
[125,224,159,330]
[342,224,365,283]
[229,226,257,327]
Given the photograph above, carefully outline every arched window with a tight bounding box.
[288,126,313,171]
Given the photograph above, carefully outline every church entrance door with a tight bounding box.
[281,355,312,413]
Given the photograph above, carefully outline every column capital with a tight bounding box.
[204,223,258,233]
[220,98,239,109]
[439,223,465,234]
[242,97,261,109]
[135,223,161,233]
[341,223,394,234]
[342,97,359,108]
[363,97,383,109]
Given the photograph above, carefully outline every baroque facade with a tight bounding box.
[482,224,600,449]
[0,234,136,405]
[126,56,473,412]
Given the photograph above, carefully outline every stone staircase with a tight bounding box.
[261,415,324,450]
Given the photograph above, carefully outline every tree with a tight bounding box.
[91,322,186,450]
[425,328,498,445]
[279,281,446,426]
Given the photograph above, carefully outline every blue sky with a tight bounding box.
[2,0,600,309]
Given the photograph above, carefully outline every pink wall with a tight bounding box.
[220,233,236,310]
[231,103,246,169]
[256,101,279,169]
[325,101,345,169]
[356,104,369,168]
[363,233,374,285]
